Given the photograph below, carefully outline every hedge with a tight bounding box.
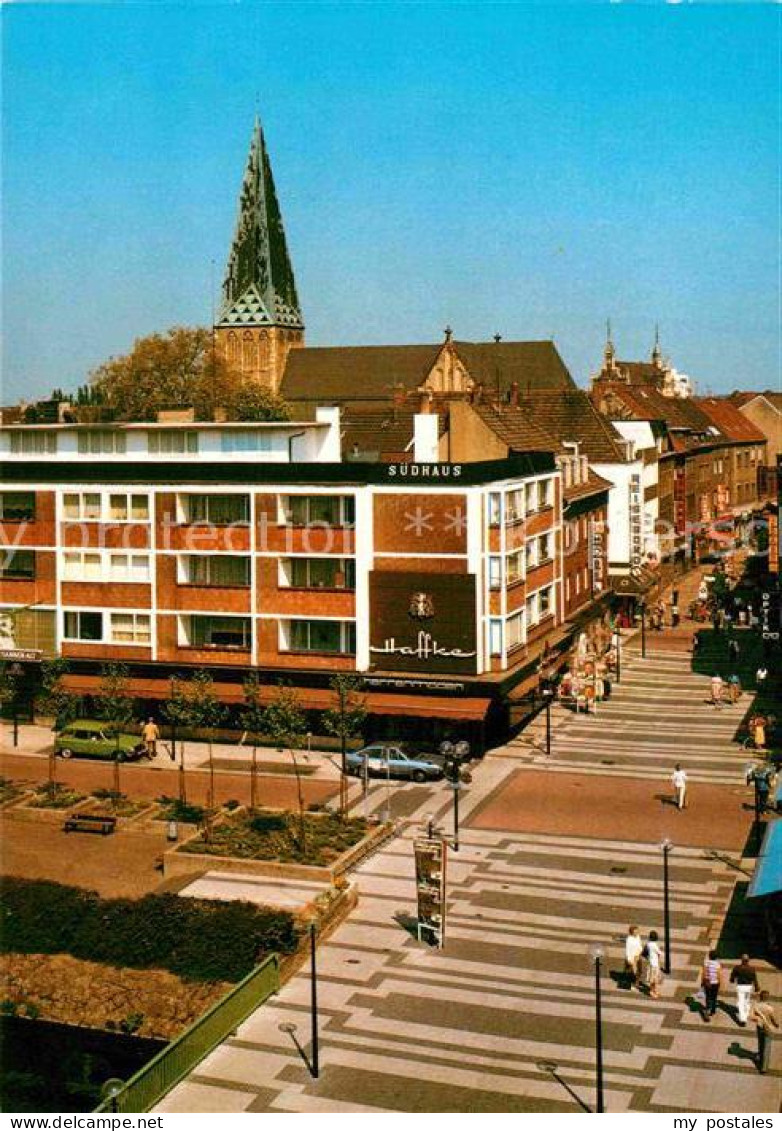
[0,879,300,983]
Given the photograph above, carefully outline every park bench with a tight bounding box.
[63,812,117,836]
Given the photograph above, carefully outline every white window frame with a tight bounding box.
[110,612,152,644]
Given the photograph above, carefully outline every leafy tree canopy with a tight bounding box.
[89,326,291,423]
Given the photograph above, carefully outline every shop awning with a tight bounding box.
[611,567,659,597]
[747,820,782,899]
[63,674,490,722]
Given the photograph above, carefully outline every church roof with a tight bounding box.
[216,119,303,331]
[281,339,575,402]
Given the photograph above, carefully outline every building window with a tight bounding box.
[283,558,355,589]
[539,585,553,618]
[221,431,272,453]
[284,496,355,527]
[63,552,102,580]
[108,554,150,582]
[538,532,552,562]
[506,610,524,651]
[63,493,102,521]
[9,431,57,455]
[488,556,502,590]
[109,494,149,521]
[63,610,103,641]
[525,483,536,514]
[183,495,250,524]
[506,550,523,585]
[0,492,36,521]
[488,492,502,526]
[148,431,199,454]
[0,550,35,579]
[77,430,127,455]
[538,479,553,509]
[187,555,251,587]
[525,540,538,571]
[489,619,503,657]
[284,619,356,654]
[525,593,538,626]
[110,613,151,644]
[505,489,524,523]
[187,615,252,650]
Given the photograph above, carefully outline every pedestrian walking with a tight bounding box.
[141,717,160,758]
[756,666,768,692]
[643,931,663,998]
[701,950,722,1021]
[625,925,643,984]
[751,991,778,1074]
[729,955,760,1027]
[711,673,724,708]
[728,637,740,663]
[671,764,687,810]
[692,632,701,656]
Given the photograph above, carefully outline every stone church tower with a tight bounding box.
[214,118,304,392]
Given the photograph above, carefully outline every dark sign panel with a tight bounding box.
[369,571,478,675]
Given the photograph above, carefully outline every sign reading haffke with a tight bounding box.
[369,572,478,674]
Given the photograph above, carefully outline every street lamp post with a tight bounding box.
[589,944,606,1114]
[8,662,23,748]
[309,922,319,1079]
[542,687,554,757]
[614,629,621,683]
[744,763,765,825]
[660,838,673,974]
[640,601,647,659]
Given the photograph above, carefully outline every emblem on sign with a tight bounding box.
[408,592,435,620]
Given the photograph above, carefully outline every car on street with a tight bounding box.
[346,743,444,783]
[54,719,148,761]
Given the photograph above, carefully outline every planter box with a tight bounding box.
[11,796,93,824]
[162,819,395,885]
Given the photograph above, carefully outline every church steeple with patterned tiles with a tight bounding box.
[215,117,304,392]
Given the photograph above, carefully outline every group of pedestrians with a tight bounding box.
[624,926,664,998]
[696,952,778,1074]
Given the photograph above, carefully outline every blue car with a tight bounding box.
[346,743,444,783]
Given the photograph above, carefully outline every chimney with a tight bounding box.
[413,413,439,462]
[419,389,433,414]
[509,381,519,408]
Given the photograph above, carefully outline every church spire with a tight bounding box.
[218,118,303,329]
[651,323,662,367]
[214,118,304,392]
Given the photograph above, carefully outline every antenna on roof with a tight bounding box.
[494,334,502,412]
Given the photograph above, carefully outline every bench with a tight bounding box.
[63,812,117,836]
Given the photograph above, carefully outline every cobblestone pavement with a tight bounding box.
[157,645,779,1115]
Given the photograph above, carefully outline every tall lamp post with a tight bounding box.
[542,686,554,757]
[660,838,673,974]
[744,763,767,825]
[588,944,606,1114]
[8,662,23,747]
[309,921,320,1078]
[640,600,647,659]
[613,629,621,684]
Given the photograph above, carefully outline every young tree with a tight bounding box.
[95,663,135,795]
[181,671,227,821]
[240,674,266,810]
[261,684,308,851]
[323,675,367,817]
[161,675,191,803]
[38,658,79,791]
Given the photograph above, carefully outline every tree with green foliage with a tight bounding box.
[240,674,266,810]
[323,675,367,817]
[95,663,135,794]
[161,675,191,803]
[180,672,227,827]
[261,684,308,850]
[39,658,80,791]
[89,325,292,423]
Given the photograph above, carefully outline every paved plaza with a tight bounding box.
[157,646,780,1114]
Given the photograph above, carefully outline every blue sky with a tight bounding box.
[2,2,778,401]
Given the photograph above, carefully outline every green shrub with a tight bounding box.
[0,878,299,983]
[249,812,287,834]
[156,796,205,824]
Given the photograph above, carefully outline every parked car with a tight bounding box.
[346,743,444,783]
[54,720,147,762]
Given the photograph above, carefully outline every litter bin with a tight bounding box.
[167,820,178,842]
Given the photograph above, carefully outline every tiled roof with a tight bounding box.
[593,383,712,434]
[614,361,662,384]
[281,340,576,403]
[522,389,627,463]
[471,401,561,454]
[729,391,782,412]
[694,398,768,443]
[563,469,613,504]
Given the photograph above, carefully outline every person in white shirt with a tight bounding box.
[672,764,687,810]
[625,925,643,983]
[645,930,663,998]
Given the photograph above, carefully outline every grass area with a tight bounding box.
[153,796,206,824]
[85,790,150,818]
[27,785,87,810]
[179,809,370,866]
[0,778,27,805]
[1,878,300,983]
